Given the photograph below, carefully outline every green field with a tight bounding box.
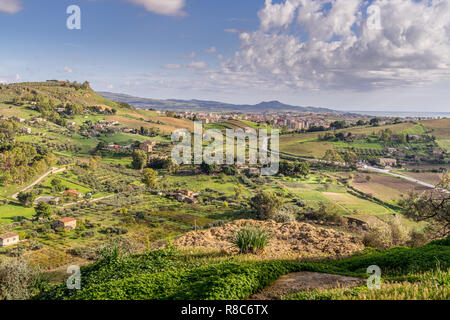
[0,203,35,225]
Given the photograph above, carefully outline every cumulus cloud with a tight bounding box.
[223,0,450,91]
[186,61,207,70]
[64,66,74,73]
[0,0,22,14]
[124,0,186,16]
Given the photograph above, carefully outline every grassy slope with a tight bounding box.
[39,238,450,300]
[279,122,429,158]
[421,118,450,152]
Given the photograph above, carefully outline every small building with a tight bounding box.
[52,218,77,230]
[140,140,157,153]
[34,196,60,204]
[63,190,84,198]
[0,232,19,247]
[377,158,397,167]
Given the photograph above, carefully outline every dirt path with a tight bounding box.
[60,194,115,207]
[251,272,365,300]
[11,166,68,200]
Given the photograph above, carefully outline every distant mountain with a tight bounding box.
[99,92,340,114]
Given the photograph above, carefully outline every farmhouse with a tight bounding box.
[0,232,19,247]
[64,190,84,198]
[52,218,77,230]
[140,140,157,153]
[35,196,60,204]
[377,158,397,167]
[167,189,199,204]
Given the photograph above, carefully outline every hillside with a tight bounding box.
[39,238,450,300]
[280,120,450,161]
[99,92,339,114]
[0,81,448,302]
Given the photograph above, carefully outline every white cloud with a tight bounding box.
[258,0,300,31]
[224,28,244,34]
[124,0,186,16]
[222,0,450,91]
[205,46,216,54]
[162,64,183,70]
[0,0,22,14]
[64,66,74,73]
[186,61,207,70]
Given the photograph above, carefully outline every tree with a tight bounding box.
[234,184,245,201]
[322,150,343,163]
[17,192,35,207]
[366,175,372,182]
[142,168,158,188]
[370,117,380,126]
[343,151,358,165]
[200,162,218,175]
[50,178,64,192]
[131,150,148,170]
[89,156,101,171]
[169,163,180,174]
[34,201,52,219]
[250,190,283,220]
[400,175,449,239]
[222,165,238,176]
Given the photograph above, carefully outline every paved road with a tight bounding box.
[11,167,68,200]
[361,165,449,193]
[275,147,448,192]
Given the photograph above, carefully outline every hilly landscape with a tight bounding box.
[99,92,339,114]
[0,81,448,301]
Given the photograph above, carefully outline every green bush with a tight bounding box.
[234,227,269,254]
[39,240,450,300]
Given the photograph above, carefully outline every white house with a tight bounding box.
[0,232,20,247]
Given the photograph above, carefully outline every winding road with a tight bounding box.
[11,166,68,200]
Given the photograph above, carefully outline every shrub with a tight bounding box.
[0,259,42,300]
[363,217,410,249]
[272,210,296,223]
[306,201,343,224]
[388,216,410,247]
[363,226,392,250]
[234,227,269,254]
[407,230,429,247]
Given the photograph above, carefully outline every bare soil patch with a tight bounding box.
[251,272,365,300]
[174,219,364,259]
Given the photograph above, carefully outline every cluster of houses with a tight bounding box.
[0,218,77,247]
[174,111,335,131]
[104,139,157,153]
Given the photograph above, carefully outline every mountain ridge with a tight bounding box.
[99,91,340,114]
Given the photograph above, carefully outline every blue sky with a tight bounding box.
[1,0,449,112]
